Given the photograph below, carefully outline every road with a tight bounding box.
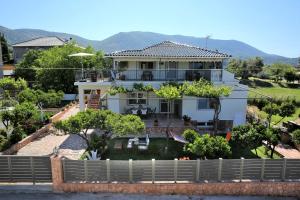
[0,193,297,200]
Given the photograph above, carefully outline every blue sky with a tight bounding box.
[1,0,300,57]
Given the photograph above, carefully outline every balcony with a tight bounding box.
[75,69,225,82]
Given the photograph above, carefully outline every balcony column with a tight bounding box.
[78,87,85,111]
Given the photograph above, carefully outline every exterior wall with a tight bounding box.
[182,85,248,126]
[107,94,121,113]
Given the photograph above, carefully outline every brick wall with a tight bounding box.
[51,156,300,197]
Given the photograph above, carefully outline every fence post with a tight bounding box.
[174,158,178,183]
[30,157,36,185]
[151,159,155,184]
[218,158,223,182]
[240,157,244,182]
[106,159,110,183]
[84,160,88,182]
[129,159,133,183]
[281,158,287,182]
[260,158,266,182]
[7,156,12,182]
[196,159,200,182]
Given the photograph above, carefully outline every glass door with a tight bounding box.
[166,61,177,80]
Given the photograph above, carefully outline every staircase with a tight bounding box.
[88,93,101,109]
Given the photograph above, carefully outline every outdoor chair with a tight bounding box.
[138,134,150,150]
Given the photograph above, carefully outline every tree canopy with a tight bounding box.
[54,109,145,149]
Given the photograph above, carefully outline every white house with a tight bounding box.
[75,41,248,131]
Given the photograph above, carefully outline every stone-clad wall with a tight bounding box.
[51,156,300,197]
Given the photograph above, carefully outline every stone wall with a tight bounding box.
[51,156,300,197]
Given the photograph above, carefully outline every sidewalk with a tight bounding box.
[274,143,300,159]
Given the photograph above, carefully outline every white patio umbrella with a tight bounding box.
[68,52,95,80]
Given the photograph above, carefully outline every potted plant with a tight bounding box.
[183,115,191,126]
[153,119,159,126]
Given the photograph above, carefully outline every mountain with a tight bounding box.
[0,26,297,65]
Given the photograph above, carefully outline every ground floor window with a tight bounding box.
[128,92,147,105]
[197,98,213,109]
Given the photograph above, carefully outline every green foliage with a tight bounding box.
[231,124,266,153]
[0,134,9,151]
[182,129,198,143]
[0,77,27,98]
[264,63,295,83]
[35,43,105,93]
[227,57,264,79]
[133,83,154,92]
[181,79,231,98]
[292,129,300,145]
[0,33,10,63]
[284,68,297,83]
[105,114,145,136]
[54,109,144,149]
[154,85,181,100]
[183,130,231,159]
[18,88,64,107]
[108,85,128,95]
[15,49,42,82]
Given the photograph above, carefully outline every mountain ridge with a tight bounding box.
[0,25,297,65]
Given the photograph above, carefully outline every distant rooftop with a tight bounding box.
[106,41,231,58]
[12,36,67,47]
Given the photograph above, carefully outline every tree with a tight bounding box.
[227,58,242,77]
[15,49,42,83]
[264,127,281,159]
[231,124,266,156]
[267,63,295,83]
[0,77,27,98]
[263,101,296,126]
[36,43,106,93]
[0,33,10,63]
[284,68,297,83]
[54,109,145,152]
[247,57,264,76]
[182,129,199,143]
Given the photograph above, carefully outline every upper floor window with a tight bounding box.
[128,92,147,105]
[197,98,213,110]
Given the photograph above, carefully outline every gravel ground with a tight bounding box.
[0,193,297,200]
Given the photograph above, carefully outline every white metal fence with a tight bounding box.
[62,158,300,183]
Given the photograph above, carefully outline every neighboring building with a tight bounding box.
[1,65,15,77]
[12,36,67,63]
[75,41,248,131]
[0,40,3,78]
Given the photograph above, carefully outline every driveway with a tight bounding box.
[0,193,296,200]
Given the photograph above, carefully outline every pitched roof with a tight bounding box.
[106,41,231,58]
[12,36,67,47]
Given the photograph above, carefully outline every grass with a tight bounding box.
[244,77,300,124]
[101,138,186,160]
[246,78,300,101]
[230,141,282,159]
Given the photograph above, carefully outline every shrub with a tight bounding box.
[0,135,10,151]
[292,129,300,145]
[9,126,26,145]
[183,129,199,143]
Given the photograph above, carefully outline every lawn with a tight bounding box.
[101,138,187,160]
[243,78,300,124]
[245,78,300,101]
[99,138,282,160]
[230,141,282,159]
